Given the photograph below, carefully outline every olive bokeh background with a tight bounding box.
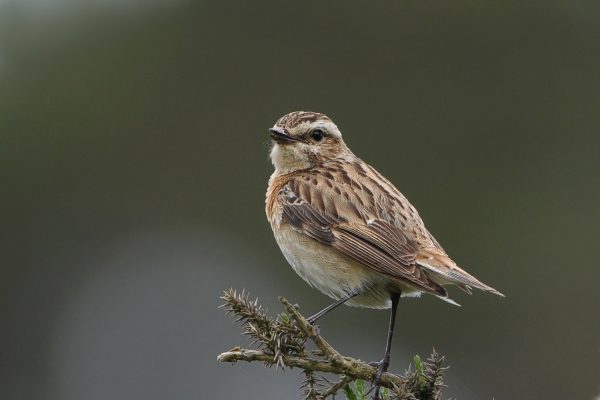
[1,1,599,399]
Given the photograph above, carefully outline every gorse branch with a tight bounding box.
[220,289,307,367]
[218,289,447,400]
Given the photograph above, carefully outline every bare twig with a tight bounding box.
[320,375,354,398]
[279,297,343,361]
[217,348,403,388]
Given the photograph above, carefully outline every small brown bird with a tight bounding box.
[265,111,503,398]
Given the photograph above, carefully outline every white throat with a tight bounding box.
[270,143,312,176]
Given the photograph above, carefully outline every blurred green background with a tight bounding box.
[1,1,599,399]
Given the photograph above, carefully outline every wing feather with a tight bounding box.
[279,177,447,297]
[417,247,505,297]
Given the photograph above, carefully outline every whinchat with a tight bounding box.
[265,111,503,397]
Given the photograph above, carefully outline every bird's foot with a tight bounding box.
[366,359,389,400]
[305,316,320,336]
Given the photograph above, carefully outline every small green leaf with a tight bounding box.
[343,384,358,400]
[380,386,390,399]
[414,354,426,385]
[279,312,290,323]
[355,379,366,398]
[414,355,423,373]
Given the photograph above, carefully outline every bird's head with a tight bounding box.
[269,111,349,174]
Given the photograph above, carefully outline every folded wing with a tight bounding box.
[279,178,448,297]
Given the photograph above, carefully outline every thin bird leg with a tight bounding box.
[307,291,360,325]
[371,292,400,400]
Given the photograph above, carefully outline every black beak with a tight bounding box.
[269,128,301,144]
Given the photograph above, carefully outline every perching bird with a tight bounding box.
[265,111,503,399]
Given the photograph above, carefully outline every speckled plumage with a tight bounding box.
[266,111,503,309]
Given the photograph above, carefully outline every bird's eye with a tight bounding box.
[312,129,324,142]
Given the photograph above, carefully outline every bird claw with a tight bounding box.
[311,324,321,336]
[366,359,389,400]
[305,317,321,336]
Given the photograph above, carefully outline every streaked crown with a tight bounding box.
[276,111,332,130]
[273,111,342,140]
